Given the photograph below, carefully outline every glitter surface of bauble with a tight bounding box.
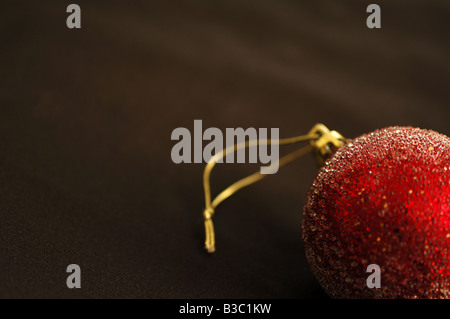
[302,127,450,298]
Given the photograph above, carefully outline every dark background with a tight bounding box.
[0,0,449,298]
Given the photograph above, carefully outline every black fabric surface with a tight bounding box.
[0,0,449,298]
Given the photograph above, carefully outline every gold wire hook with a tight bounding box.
[308,123,348,166]
[202,123,347,253]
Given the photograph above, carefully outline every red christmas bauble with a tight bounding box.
[302,126,450,298]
